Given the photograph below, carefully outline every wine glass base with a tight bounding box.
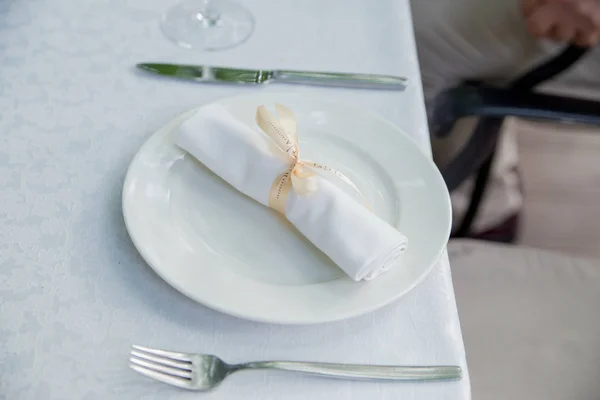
[161,0,254,51]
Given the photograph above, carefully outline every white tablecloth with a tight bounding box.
[0,0,470,398]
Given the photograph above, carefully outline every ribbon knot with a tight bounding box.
[256,104,368,215]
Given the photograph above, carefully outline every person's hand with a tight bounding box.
[522,0,600,47]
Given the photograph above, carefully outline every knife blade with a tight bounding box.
[136,63,407,90]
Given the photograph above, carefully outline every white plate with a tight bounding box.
[123,93,451,325]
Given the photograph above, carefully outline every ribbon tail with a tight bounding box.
[275,104,298,144]
[268,167,293,214]
[303,161,371,210]
[256,105,298,158]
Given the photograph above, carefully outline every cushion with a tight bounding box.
[449,239,600,400]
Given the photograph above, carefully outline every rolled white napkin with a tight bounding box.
[174,103,407,281]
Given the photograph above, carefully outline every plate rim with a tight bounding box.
[122,92,451,325]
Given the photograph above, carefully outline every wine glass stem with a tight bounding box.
[201,0,221,26]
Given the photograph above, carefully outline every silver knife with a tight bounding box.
[136,63,407,90]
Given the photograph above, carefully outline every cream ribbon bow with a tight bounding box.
[255,104,365,214]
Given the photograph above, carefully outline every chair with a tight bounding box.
[431,45,600,238]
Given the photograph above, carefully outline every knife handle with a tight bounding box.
[273,70,408,90]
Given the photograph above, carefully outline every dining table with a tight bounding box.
[0,0,471,398]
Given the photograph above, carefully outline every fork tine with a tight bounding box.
[131,349,191,370]
[130,364,193,389]
[132,345,192,362]
[130,357,192,379]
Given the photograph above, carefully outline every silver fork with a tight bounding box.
[129,345,462,390]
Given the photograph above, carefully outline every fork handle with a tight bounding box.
[238,361,461,381]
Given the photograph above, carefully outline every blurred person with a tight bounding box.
[412,0,600,241]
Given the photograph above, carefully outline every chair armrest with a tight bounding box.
[432,85,600,138]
